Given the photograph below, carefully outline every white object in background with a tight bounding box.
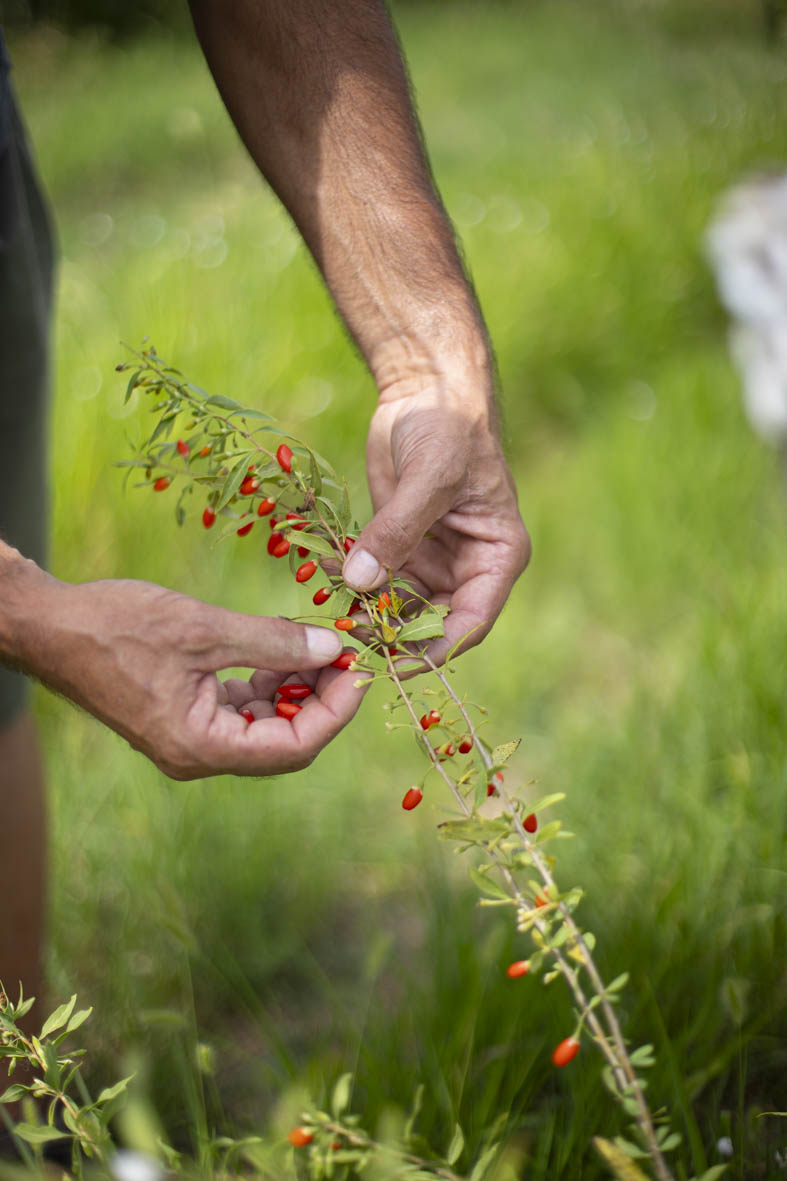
[110,1150,165,1181]
[706,172,787,442]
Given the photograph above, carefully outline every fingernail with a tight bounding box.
[343,547,383,590]
[305,625,343,663]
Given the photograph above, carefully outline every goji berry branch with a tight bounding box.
[114,344,678,1181]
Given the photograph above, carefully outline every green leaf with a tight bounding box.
[527,792,566,813]
[124,370,142,403]
[331,586,355,618]
[593,1138,651,1180]
[534,819,562,844]
[396,614,446,642]
[65,1007,92,1035]
[659,1132,682,1152]
[612,1136,649,1160]
[606,972,630,995]
[42,1041,61,1087]
[291,532,338,559]
[238,408,274,421]
[336,482,351,531]
[206,394,243,412]
[446,1123,465,1167]
[690,1168,729,1181]
[468,866,511,901]
[491,739,521,766]
[0,1084,27,1104]
[13,1123,70,1145]
[468,1142,500,1181]
[217,456,251,512]
[96,1074,134,1104]
[40,995,77,1040]
[403,1083,424,1146]
[628,1044,655,1068]
[331,1072,353,1118]
[308,450,323,496]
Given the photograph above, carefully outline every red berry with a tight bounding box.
[437,742,456,762]
[269,515,280,530]
[313,587,332,605]
[277,683,313,701]
[296,560,317,583]
[297,545,310,558]
[257,497,275,517]
[267,532,281,556]
[335,617,355,631]
[419,710,441,731]
[377,592,391,612]
[276,443,293,472]
[176,439,190,457]
[153,476,171,492]
[239,708,254,724]
[552,1037,580,1068]
[273,537,290,557]
[487,772,504,797]
[199,445,211,457]
[402,787,423,811]
[343,537,355,552]
[286,512,307,531]
[506,960,530,979]
[524,813,538,834]
[331,652,355,669]
[202,507,216,529]
[288,1127,313,1148]
[240,476,260,496]
[276,700,302,721]
[458,736,473,754]
[347,599,362,615]
[237,519,254,537]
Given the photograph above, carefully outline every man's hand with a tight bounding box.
[343,380,530,665]
[0,552,367,780]
[189,0,529,660]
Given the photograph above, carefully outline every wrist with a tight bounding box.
[0,544,61,673]
[371,308,496,414]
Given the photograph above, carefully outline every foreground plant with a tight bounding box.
[0,988,127,1176]
[109,344,722,1181]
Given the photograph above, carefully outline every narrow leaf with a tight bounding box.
[0,1084,27,1104]
[593,1137,651,1179]
[217,456,250,512]
[397,614,446,642]
[291,532,337,558]
[13,1124,70,1145]
[97,1074,134,1104]
[469,1142,500,1181]
[468,866,511,901]
[331,1072,353,1119]
[446,1123,465,1166]
[40,995,77,1040]
[206,394,242,412]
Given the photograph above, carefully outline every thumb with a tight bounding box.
[343,471,455,591]
[206,608,343,671]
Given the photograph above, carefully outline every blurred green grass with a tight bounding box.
[7,1,787,1176]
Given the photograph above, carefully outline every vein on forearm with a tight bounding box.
[188,0,489,376]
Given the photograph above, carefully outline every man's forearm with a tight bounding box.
[188,0,492,404]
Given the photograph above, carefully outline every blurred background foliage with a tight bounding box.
[2,0,786,1178]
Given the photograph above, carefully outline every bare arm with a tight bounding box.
[188,0,530,659]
